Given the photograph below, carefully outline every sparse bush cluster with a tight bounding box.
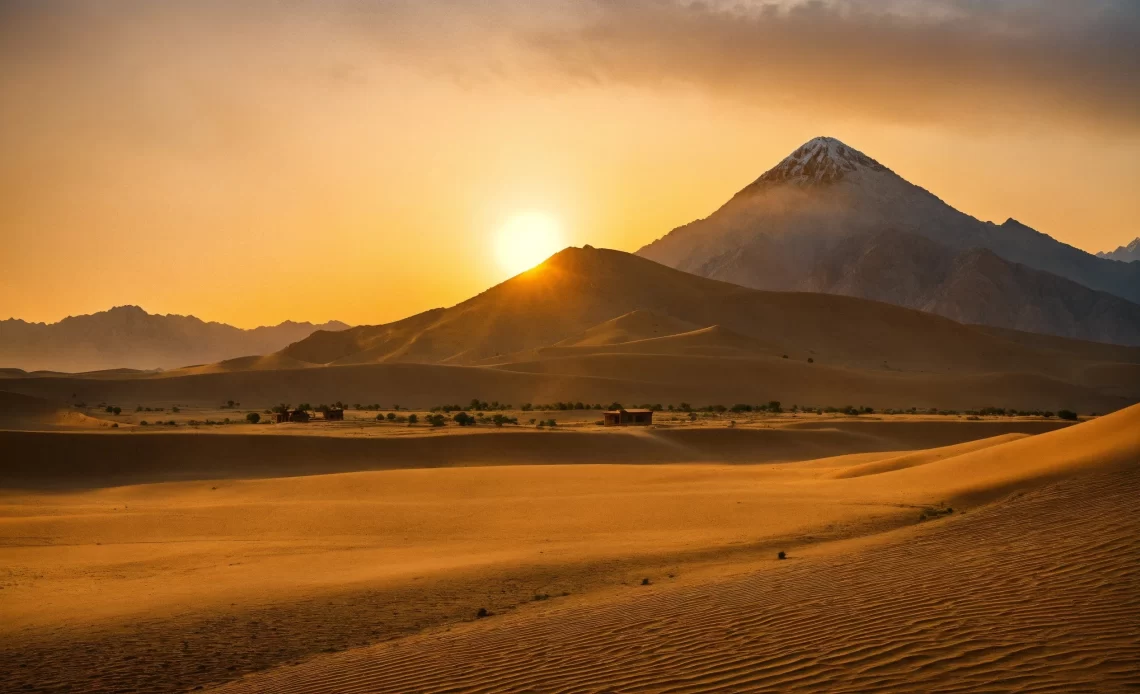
[919,505,954,521]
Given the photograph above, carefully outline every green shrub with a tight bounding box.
[246,412,260,424]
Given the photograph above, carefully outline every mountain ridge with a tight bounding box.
[278,246,1140,377]
[637,136,1140,342]
[1097,237,1140,263]
[0,306,349,372]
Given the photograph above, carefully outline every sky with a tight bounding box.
[1,0,1138,328]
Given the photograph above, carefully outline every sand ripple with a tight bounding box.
[213,467,1140,693]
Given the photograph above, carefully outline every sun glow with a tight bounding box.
[494,212,565,276]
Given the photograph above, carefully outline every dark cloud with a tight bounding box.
[1,0,1137,138]
[508,0,1140,133]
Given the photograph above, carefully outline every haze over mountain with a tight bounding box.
[1097,238,1140,263]
[0,306,349,372]
[5,247,1137,413]
[636,137,1140,345]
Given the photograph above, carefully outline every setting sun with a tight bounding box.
[494,211,564,277]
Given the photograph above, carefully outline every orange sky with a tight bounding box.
[1,1,1138,328]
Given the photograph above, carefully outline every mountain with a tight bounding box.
[636,137,1140,344]
[1097,238,1140,263]
[279,246,1137,378]
[6,248,1137,412]
[0,305,349,372]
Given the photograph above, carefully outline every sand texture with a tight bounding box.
[1,405,1136,692]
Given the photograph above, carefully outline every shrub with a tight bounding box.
[386,412,397,421]
[246,412,260,424]
[777,551,786,560]
[140,420,149,426]
[407,414,418,424]
[641,578,651,585]
[111,423,118,428]
[135,405,143,412]
[105,406,114,413]
[427,414,447,427]
[1058,409,1078,421]
[476,608,489,618]
[112,407,121,415]
[172,406,180,413]
[454,412,476,426]
[807,357,814,363]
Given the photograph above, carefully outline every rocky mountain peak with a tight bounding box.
[755,136,889,186]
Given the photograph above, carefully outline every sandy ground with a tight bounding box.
[1,404,1137,692]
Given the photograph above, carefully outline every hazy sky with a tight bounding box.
[2,0,1138,328]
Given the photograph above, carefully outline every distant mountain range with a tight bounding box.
[5,249,1136,412]
[1098,238,1140,263]
[0,306,349,372]
[637,137,1140,345]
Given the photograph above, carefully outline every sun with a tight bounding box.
[494,211,565,277]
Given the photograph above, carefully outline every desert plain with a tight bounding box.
[1,367,1138,693]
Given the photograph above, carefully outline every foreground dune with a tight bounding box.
[1,406,1136,692]
[212,467,1140,694]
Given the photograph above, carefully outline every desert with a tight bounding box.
[4,2,1140,691]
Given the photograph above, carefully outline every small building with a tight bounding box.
[604,408,653,426]
[274,409,310,423]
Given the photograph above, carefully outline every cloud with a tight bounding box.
[505,0,1140,134]
[1,0,1137,148]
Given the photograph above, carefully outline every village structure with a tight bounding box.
[603,408,653,426]
[273,408,343,423]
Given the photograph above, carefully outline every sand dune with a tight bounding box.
[213,464,1140,694]
[163,353,315,376]
[1,407,1135,693]
[0,418,1070,488]
[0,390,113,430]
[204,405,1140,694]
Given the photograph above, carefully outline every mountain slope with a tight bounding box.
[280,246,1140,380]
[1097,237,1140,263]
[0,306,349,372]
[812,230,1140,344]
[636,137,1140,342]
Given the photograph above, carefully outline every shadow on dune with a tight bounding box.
[0,419,1073,490]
